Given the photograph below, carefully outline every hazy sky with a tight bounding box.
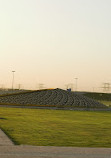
[0,0,111,91]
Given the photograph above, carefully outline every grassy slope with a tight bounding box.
[84,92,111,101]
[99,101,111,107]
[84,92,111,107]
[0,108,111,147]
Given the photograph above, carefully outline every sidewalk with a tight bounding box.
[0,129,14,146]
[0,146,111,158]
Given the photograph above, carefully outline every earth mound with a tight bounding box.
[0,88,107,108]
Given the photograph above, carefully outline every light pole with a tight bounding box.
[75,78,78,91]
[12,71,15,90]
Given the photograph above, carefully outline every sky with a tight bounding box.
[0,0,111,91]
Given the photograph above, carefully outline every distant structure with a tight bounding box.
[12,71,15,90]
[74,78,78,91]
[0,84,4,90]
[18,84,22,90]
[38,83,44,90]
[65,83,73,91]
[101,83,111,93]
[67,88,71,92]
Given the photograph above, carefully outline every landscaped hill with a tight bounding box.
[83,92,111,101]
[0,89,29,95]
[0,88,107,108]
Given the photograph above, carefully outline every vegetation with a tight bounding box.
[0,107,111,147]
[99,101,111,107]
[84,92,111,101]
[84,92,111,107]
[0,89,106,108]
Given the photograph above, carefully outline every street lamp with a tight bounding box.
[12,71,15,90]
[75,78,78,91]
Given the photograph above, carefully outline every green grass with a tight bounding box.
[83,92,111,107]
[84,92,111,101]
[0,107,111,147]
[99,101,111,107]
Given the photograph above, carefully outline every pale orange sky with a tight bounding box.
[0,0,111,92]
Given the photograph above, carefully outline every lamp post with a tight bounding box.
[75,78,78,91]
[12,71,15,90]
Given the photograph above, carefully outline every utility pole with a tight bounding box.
[12,71,15,90]
[101,83,111,93]
[38,83,44,90]
[18,84,21,90]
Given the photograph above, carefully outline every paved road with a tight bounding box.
[0,129,14,146]
[0,146,111,158]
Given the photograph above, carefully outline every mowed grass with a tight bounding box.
[99,101,111,107]
[0,107,111,147]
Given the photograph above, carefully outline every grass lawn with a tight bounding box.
[99,101,111,107]
[0,107,111,147]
